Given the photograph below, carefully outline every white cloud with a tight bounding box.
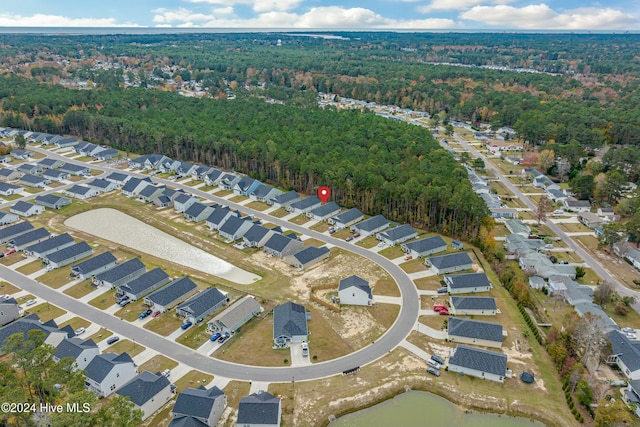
[0,13,137,27]
[419,0,513,13]
[460,4,638,29]
[152,7,214,24]
[185,0,302,13]
[213,6,234,14]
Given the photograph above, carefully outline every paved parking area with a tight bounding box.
[289,342,311,367]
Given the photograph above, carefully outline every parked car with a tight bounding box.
[74,327,86,335]
[161,369,171,378]
[119,299,131,307]
[181,321,193,330]
[404,255,413,261]
[436,287,448,294]
[151,311,161,317]
[544,244,554,249]
[553,210,563,215]
[345,237,353,242]
[329,228,336,234]
[627,333,637,340]
[353,233,361,238]
[431,354,445,365]
[301,342,309,357]
[210,332,222,341]
[427,367,441,377]
[433,304,447,312]
[116,295,129,304]
[623,327,636,333]
[377,242,385,247]
[0,253,5,258]
[438,308,449,316]
[559,261,569,265]
[4,249,16,256]
[25,299,37,306]
[106,336,120,345]
[427,359,441,369]
[218,332,231,343]
[139,311,150,320]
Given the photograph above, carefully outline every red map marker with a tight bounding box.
[318,186,331,204]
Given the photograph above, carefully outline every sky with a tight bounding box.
[0,0,638,30]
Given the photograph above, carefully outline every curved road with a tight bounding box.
[3,146,420,382]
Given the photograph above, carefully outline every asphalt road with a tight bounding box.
[3,146,420,382]
[452,133,640,312]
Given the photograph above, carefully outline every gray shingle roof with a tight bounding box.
[354,215,389,232]
[289,196,321,211]
[243,224,271,243]
[116,371,170,407]
[45,241,92,263]
[273,301,308,339]
[25,233,74,254]
[105,172,128,183]
[0,182,22,193]
[448,317,503,343]
[270,190,299,205]
[35,194,71,208]
[174,193,193,204]
[72,252,117,275]
[235,176,256,192]
[0,314,69,348]
[94,258,145,284]
[85,352,134,383]
[330,207,363,224]
[138,184,163,198]
[378,224,417,240]
[89,178,112,189]
[147,277,197,307]
[264,233,296,253]
[450,296,497,311]
[308,202,340,217]
[54,337,97,360]
[206,206,233,225]
[20,174,46,185]
[185,202,210,217]
[177,287,226,319]
[338,275,372,299]
[445,272,490,290]
[428,252,473,270]
[290,245,330,265]
[119,268,170,296]
[9,228,50,247]
[11,200,40,214]
[219,215,249,235]
[250,183,274,198]
[0,221,34,243]
[237,391,281,425]
[59,163,88,173]
[66,185,93,196]
[403,235,447,253]
[172,386,225,419]
[449,344,507,377]
[608,330,640,373]
[42,169,67,180]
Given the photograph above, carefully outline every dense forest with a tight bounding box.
[0,74,488,239]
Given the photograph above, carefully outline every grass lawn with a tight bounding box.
[373,276,400,297]
[16,259,45,275]
[504,198,527,208]
[90,169,101,176]
[378,245,405,260]
[245,201,269,211]
[176,322,210,349]
[355,236,378,249]
[109,338,146,358]
[59,317,90,331]
[47,182,63,188]
[574,235,599,248]
[87,327,112,343]
[63,280,97,298]
[269,208,290,218]
[68,176,86,182]
[310,221,330,233]
[370,303,400,329]
[25,302,66,322]
[413,276,442,290]
[302,238,324,247]
[147,405,174,427]
[0,254,25,266]
[139,355,178,374]
[488,181,512,196]
[173,370,214,393]
[144,313,184,336]
[213,189,233,197]
[22,187,43,194]
[331,228,352,240]
[223,381,251,412]
[88,292,117,310]
[114,300,149,322]
[0,281,21,294]
[288,214,310,225]
[228,195,248,203]
[553,251,583,264]
[576,268,601,286]
[557,222,592,233]
[400,259,427,274]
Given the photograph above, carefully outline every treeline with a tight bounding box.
[0,75,488,239]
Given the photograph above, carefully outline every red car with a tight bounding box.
[151,311,161,317]
[4,249,16,256]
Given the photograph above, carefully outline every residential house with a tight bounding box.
[350,215,390,237]
[0,221,34,244]
[92,258,146,288]
[44,241,92,269]
[11,149,33,160]
[173,193,199,213]
[117,268,171,302]
[233,177,261,196]
[578,212,605,229]
[444,272,491,294]
[448,344,508,383]
[53,337,99,371]
[121,177,153,197]
[0,314,71,350]
[116,371,173,421]
[237,391,282,427]
[287,196,322,214]
[505,219,531,237]
[328,208,364,229]
[0,157,11,165]
[529,276,546,290]
[547,188,569,202]
[16,164,43,176]
[563,197,591,212]
[607,330,640,380]
[128,154,171,171]
[169,386,227,427]
[25,233,75,258]
[573,302,618,332]
[71,252,118,280]
[19,174,49,189]
[376,224,418,246]
[37,158,64,169]
[243,224,277,248]
[285,245,330,271]
[184,202,215,223]
[263,233,304,258]
[53,137,78,148]
[489,208,518,219]
[450,296,498,316]
[622,380,640,417]
[145,277,198,313]
[306,202,341,221]
[176,161,197,177]
[59,163,89,176]
[158,158,180,173]
[0,296,20,326]
[268,190,300,208]
[448,317,503,348]
[217,173,241,190]
[401,235,447,258]
[504,233,545,255]
[203,169,223,186]
[10,201,45,217]
[176,287,227,324]
[95,148,119,161]
[74,141,95,155]
[597,207,615,218]
[0,211,19,226]
[273,301,309,348]
[219,215,253,241]
[8,228,51,250]
[426,252,473,275]
[84,353,137,397]
[42,169,70,182]
[207,296,261,335]
[192,165,214,181]
[88,178,119,193]
[104,172,130,187]
[249,183,282,203]
[480,193,502,209]
[35,194,71,210]
[136,184,165,203]
[206,206,237,231]
[518,251,576,279]
[614,243,640,271]
[338,275,373,306]
[0,168,22,181]
[64,185,99,200]
[0,182,23,196]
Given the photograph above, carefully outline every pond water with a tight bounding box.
[64,208,260,284]
[330,391,546,427]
